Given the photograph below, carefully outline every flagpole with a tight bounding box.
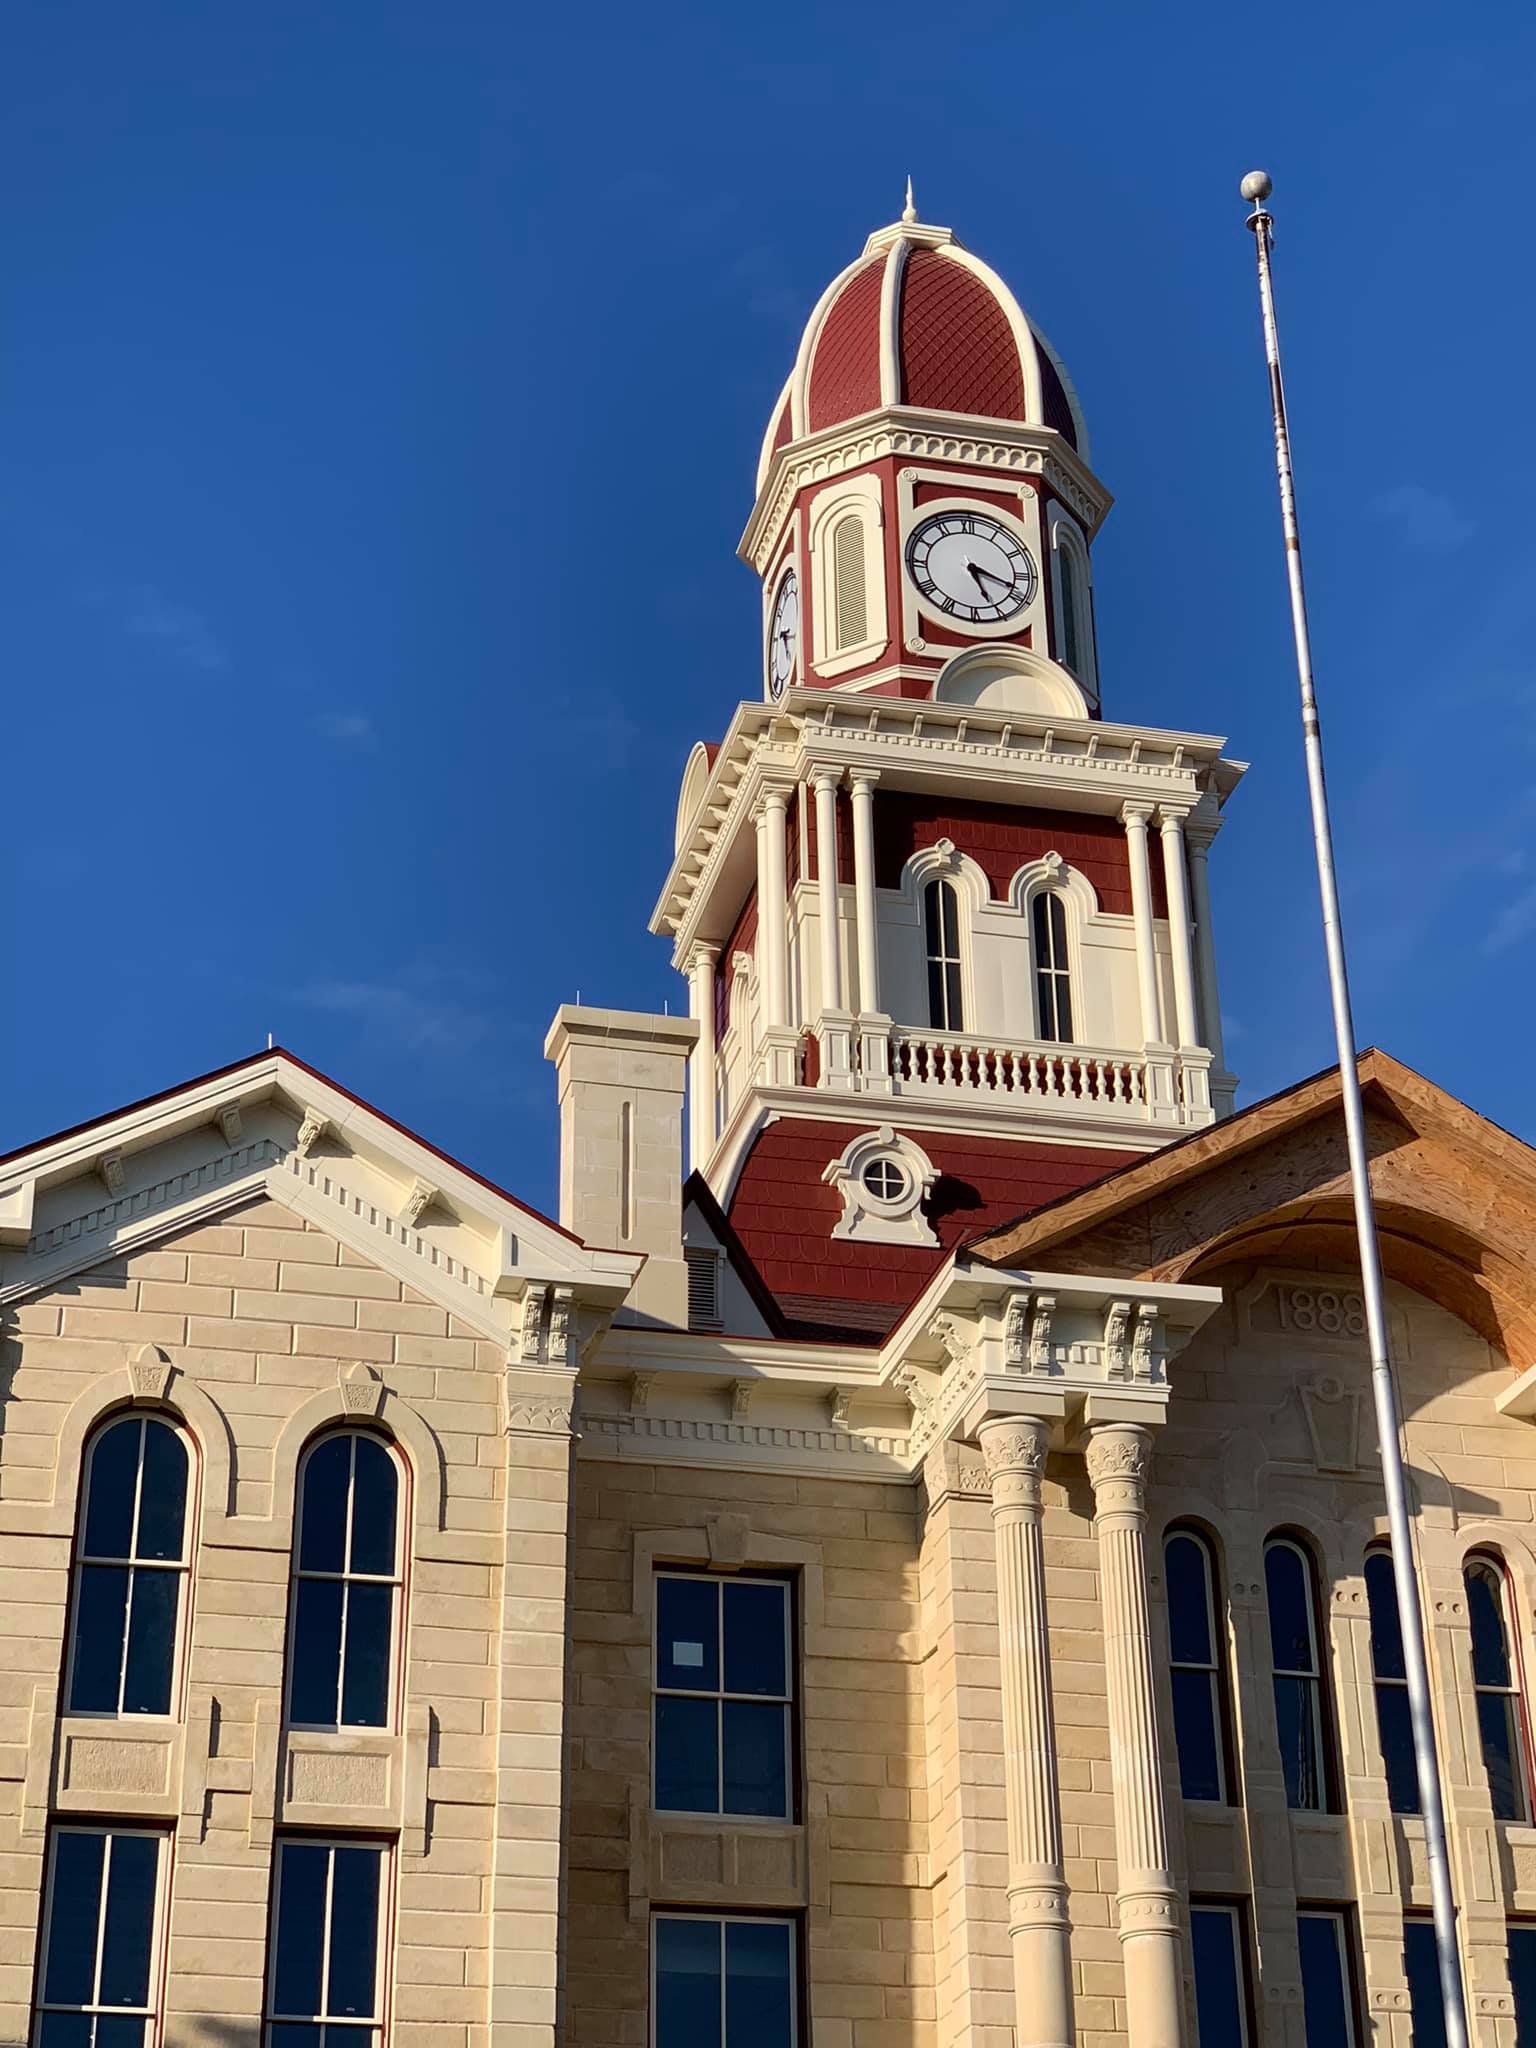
[1237,169,1469,2044]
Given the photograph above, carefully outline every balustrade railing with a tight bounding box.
[888,1027,1148,1109]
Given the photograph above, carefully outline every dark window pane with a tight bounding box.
[69,1564,130,1714]
[94,2018,148,2048]
[83,1421,141,1560]
[297,1437,352,1575]
[1467,1561,1513,1689]
[37,2016,93,2048]
[923,882,942,955]
[1477,1691,1527,1821]
[122,1568,179,1715]
[340,1583,393,1728]
[944,963,963,1031]
[1265,1544,1316,1674]
[44,1832,106,2004]
[268,2028,324,2048]
[347,1438,397,1578]
[1365,1550,1407,1681]
[1404,1920,1449,2048]
[657,1578,719,1692]
[326,1848,381,2018]
[98,1833,158,2007]
[1171,1668,1223,1802]
[1189,1907,1245,2048]
[272,1844,329,2016]
[655,1919,722,2048]
[135,1422,188,1563]
[723,1583,788,1698]
[655,1695,719,1813]
[722,1700,789,1819]
[926,959,948,1030]
[289,1579,344,1726]
[725,1921,794,2048]
[1273,1674,1321,1812]
[1297,1915,1354,2048]
[1507,1925,1536,2045]
[1060,554,1081,671]
[941,883,959,953]
[1052,972,1072,1043]
[320,2031,378,2048]
[1376,1684,1421,1814]
[1165,1534,1215,1666]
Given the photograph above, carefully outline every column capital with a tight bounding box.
[1083,1420,1154,1511]
[758,782,793,816]
[847,767,882,793]
[684,940,720,974]
[1155,801,1193,829]
[977,1414,1052,1511]
[1119,799,1156,828]
[1184,820,1219,856]
[807,764,844,796]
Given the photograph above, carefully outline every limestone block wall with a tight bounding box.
[0,1192,574,2048]
[562,1456,932,2048]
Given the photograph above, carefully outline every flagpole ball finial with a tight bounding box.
[1240,170,1274,203]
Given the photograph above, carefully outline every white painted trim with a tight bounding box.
[807,473,887,677]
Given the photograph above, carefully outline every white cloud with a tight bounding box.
[1373,484,1474,551]
[296,968,494,1055]
[312,711,376,744]
[122,586,230,672]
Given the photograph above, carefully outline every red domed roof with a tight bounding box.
[757,206,1088,487]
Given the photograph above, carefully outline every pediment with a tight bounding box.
[0,1050,640,1342]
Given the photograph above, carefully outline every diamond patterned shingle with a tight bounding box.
[899,248,1025,420]
[807,257,885,432]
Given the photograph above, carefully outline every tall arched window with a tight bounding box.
[923,878,963,1031]
[1057,542,1083,675]
[1164,1527,1234,1803]
[1465,1552,1531,1822]
[1264,1534,1336,1812]
[830,515,868,653]
[66,1413,191,1717]
[287,1431,403,1730]
[1364,1545,1420,1814]
[1031,892,1073,1042]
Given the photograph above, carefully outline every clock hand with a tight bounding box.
[971,563,1012,591]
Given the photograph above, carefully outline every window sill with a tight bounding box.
[50,1711,187,1823]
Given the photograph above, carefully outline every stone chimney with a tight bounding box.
[543,1005,698,1327]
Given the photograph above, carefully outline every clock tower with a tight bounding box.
[653,197,1244,1342]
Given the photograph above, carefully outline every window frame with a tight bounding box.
[1463,1548,1533,1824]
[1047,503,1098,701]
[1401,1915,1451,2048]
[1029,888,1074,1044]
[1263,1532,1339,1814]
[652,1568,798,1823]
[651,1911,802,2048]
[1296,1906,1363,2048]
[1188,1897,1255,2048]
[64,1409,197,1722]
[32,1822,172,2048]
[284,1427,408,1735]
[263,1834,395,2048]
[1364,1544,1421,1815]
[1163,1524,1237,1806]
[922,877,965,1033]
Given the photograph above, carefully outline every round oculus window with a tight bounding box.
[861,1158,909,1204]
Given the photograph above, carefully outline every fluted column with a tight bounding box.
[978,1417,1074,2048]
[685,944,718,1170]
[1084,1423,1185,2048]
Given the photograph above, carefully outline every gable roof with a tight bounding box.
[967,1049,1536,1370]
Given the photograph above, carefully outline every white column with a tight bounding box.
[811,770,843,1012]
[977,1417,1074,2048]
[755,787,790,1029]
[686,944,718,1171]
[1084,1423,1184,2048]
[849,769,881,1016]
[1157,808,1200,1053]
[1121,803,1166,1047]
[1184,823,1226,1073]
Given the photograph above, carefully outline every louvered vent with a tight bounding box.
[686,1248,723,1331]
[833,516,868,650]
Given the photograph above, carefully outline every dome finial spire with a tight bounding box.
[902,175,917,225]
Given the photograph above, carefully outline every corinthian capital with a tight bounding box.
[977,1415,1052,1511]
[1084,1422,1154,1511]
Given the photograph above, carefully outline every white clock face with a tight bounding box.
[768,568,799,697]
[905,510,1038,624]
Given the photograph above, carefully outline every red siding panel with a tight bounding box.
[872,793,1167,918]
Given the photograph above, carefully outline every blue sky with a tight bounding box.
[4,1,1534,1215]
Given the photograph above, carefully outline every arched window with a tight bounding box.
[1264,1535,1336,1812]
[923,878,963,1030]
[1364,1545,1420,1814]
[1057,542,1083,675]
[830,515,868,653]
[66,1413,191,1716]
[1164,1527,1234,1803]
[1465,1552,1531,1822]
[1031,892,1073,1042]
[287,1431,403,1730]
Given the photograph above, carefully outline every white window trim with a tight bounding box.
[34,1824,171,2046]
[265,1835,394,2045]
[895,841,987,1039]
[808,475,886,678]
[1047,501,1098,702]
[1009,855,1095,1047]
[823,1125,939,1249]
[652,1913,800,2048]
[285,1429,406,1736]
[64,1411,196,1723]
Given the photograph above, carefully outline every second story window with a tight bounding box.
[924,878,963,1031]
[1364,1546,1419,1814]
[1164,1527,1232,1803]
[654,1572,793,1819]
[1264,1535,1335,1812]
[287,1430,402,1731]
[67,1413,191,1717]
[1031,892,1073,1042]
[34,1825,168,2048]
[1465,1551,1531,1822]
